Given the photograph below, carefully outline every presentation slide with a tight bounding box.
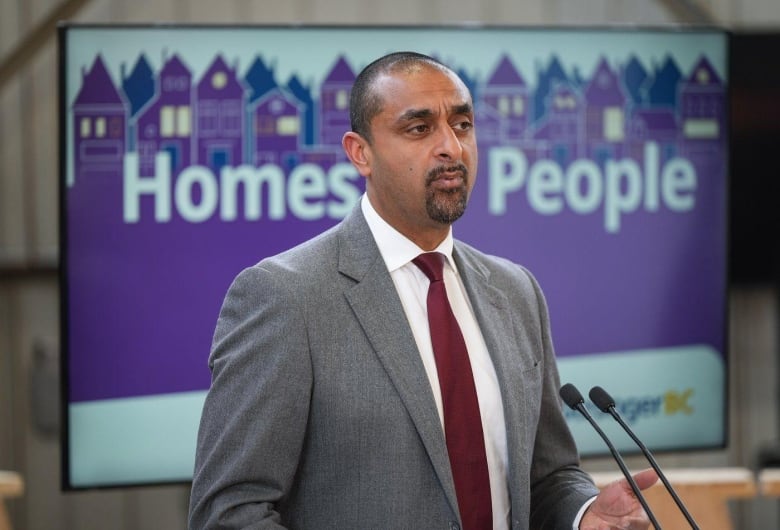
[60,25,728,488]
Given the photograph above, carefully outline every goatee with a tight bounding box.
[425,164,470,224]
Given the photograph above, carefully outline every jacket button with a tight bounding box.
[449,522,460,530]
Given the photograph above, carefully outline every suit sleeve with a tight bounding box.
[188,265,311,529]
[523,268,600,529]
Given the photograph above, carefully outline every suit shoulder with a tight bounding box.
[245,205,371,281]
[250,224,341,278]
[454,240,541,291]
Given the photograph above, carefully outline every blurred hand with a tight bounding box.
[579,468,659,530]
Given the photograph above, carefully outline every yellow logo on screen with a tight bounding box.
[664,388,694,415]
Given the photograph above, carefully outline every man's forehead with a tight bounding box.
[373,67,472,108]
[379,62,465,86]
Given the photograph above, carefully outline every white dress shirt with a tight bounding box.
[361,194,511,529]
[361,194,593,529]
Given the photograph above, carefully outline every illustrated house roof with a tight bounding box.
[323,56,354,84]
[585,57,624,106]
[486,55,526,87]
[160,53,190,78]
[138,53,191,113]
[245,56,279,103]
[251,87,303,122]
[286,74,315,146]
[73,54,124,106]
[121,54,155,116]
[319,55,354,146]
[533,55,571,122]
[623,55,649,106]
[542,56,568,85]
[287,74,312,107]
[686,56,723,87]
[647,55,682,107]
[134,53,192,139]
[198,55,244,97]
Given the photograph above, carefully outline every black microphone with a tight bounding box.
[559,383,662,530]
[589,385,700,529]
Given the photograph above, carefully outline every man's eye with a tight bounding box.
[453,120,473,131]
[408,124,429,134]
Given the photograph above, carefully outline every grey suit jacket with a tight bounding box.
[189,205,598,530]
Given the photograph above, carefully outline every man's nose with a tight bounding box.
[434,125,463,161]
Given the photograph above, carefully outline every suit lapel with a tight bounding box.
[453,245,523,396]
[454,246,531,511]
[337,208,460,516]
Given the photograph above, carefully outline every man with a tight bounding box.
[189,51,657,529]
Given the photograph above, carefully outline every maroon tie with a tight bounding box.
[413,252,492,530]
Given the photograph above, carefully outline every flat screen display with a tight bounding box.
[60,25,728,489]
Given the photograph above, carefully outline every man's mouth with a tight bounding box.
[430,174,464,190]
[427,165,468,190]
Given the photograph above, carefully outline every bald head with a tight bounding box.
[349,52,467,142]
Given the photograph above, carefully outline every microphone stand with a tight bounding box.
[589,386,700,530]
[560,384,662,530]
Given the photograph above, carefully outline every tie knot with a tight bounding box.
[413,252,445,282]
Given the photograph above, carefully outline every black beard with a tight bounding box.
[424,164,470,224]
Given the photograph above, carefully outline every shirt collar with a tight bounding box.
[361,194,456,273]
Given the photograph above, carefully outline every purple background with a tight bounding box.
[65,40,727,403]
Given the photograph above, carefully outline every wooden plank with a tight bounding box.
[0,471,23,530]
[759,468,780,496]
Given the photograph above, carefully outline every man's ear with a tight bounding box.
[342,131,372,177]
